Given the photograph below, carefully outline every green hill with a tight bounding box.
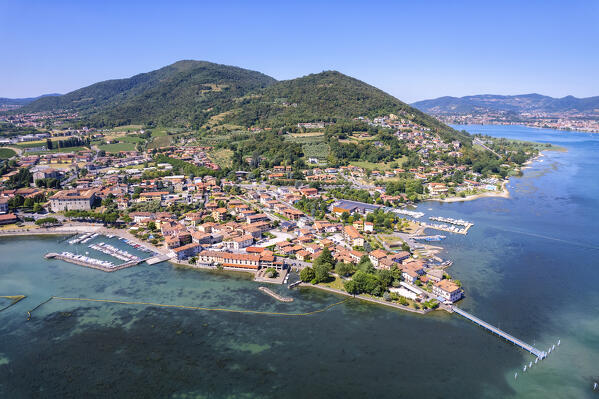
[17,61,467,142]
[226,71,465,141]
[20,60,277,128]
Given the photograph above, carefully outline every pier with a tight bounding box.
[452,306,546,359]
[45,252,145,272]
[258,286,294,302]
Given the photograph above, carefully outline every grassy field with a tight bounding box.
[210,148,233,168]
[349,157,407,171]
[0,148,16,159]
[110,124,143,133]
[302,142,329,160]
[26,146,88,155]
[98,142,137,152]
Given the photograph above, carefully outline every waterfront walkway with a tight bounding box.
[452,306,547,359]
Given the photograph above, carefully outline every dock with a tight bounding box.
[452,306,546,359]
[258,286,293,302]
[146,254,172,265]
[45,252,145,272]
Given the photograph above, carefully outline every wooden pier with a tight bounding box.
[452,306,546,359]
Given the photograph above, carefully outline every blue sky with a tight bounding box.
[1,0,598,102]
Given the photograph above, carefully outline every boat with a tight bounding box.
[529,361,532,368]
[523,365,527,372]
[535,357,538,364]
[557,339,561,346]
[514,372,518,380]
[552,344,555,350]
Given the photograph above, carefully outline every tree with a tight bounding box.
[344,280,359,295]
[23,197,35,209]
[335,261,354,277]
[314,247,334,269]
[313,263,331,283]
[33,203,43,213]
[300,267,315,282]
[357,255,375,273]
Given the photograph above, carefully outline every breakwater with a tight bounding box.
[258,286,293,302]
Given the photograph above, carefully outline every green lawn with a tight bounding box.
[98,142,137,152]
[350,157,407,171]
[0,148,16,159]
[26,146,88,155]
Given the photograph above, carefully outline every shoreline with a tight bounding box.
[298,283,433,315]
[1,224,437,316]
[451,122,599,134]
[425,180,510,203]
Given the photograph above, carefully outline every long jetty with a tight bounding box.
[452,306,546,359]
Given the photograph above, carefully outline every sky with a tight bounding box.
[1,0,598,103]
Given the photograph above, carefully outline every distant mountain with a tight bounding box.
[18,60,277,127]
[0,93,61,107]
[412,94,599,115]
[14,60,467,142]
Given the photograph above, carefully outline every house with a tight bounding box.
[138,191,169,203]
[171,243,201,260]
[197,250,262,270]
[295,250,311,261]
[222,234,254,250]
[433,280,463,303]
[49,189,97,212]
[368,249,388,268]
[343,225,364,247]
[0,213,17,225]
[0,198,8,214]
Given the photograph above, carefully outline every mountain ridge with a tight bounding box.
[11,60,466,142]
[412,93,599,114]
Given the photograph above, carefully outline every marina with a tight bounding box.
[44,252,143,272]
[419,221,473,235]
[89,242,141,262]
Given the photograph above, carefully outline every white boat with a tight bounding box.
[514,372,518,379]
[557,339,561,346]
[523,365,527,372]
[529,361,532,368]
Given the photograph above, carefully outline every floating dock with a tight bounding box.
[452,306,546,359]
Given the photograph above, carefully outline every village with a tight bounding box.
[0,110,545,313]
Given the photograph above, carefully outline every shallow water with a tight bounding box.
[1,125,598,398]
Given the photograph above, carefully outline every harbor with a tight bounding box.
[44,252,143,272]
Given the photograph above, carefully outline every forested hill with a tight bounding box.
[225,71,467,142]
[15,61,467,142]
[412,93,599,115]
[0,94,60,107]
[18,60,277,127]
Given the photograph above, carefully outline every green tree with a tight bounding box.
[300,267,315,282]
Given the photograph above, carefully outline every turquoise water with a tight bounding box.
[1,124,598,398]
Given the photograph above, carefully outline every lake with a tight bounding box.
[1,124,598,398]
